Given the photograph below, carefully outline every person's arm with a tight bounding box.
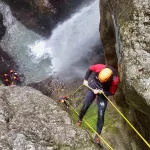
[84,64,99,80]
[84,69,92,80]
[109,76,119,95]
[83,64,105,88]
[83,65,97,86]
[83,69,92,87]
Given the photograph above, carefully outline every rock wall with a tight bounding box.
[0,12,17,74]
[0,13,5,40]
[3,0,88,37]
[0,85,98,150]
[100,0,150,149]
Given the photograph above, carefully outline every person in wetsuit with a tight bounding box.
[76,64,119,145]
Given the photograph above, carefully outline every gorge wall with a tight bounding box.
[100,0,150,149]
[0,11,17,74]
[0,0,150,149]
[3,0,91,37]
[0,86,98,150]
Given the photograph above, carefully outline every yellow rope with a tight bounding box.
[102,92,150,149]
[70,84,84,96]
[65,100,114,150]
[63,84,150,149]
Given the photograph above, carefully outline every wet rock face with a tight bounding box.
[100,0,150,110]
[0,47,17,74]
[3,0,87,37]
[0,13,16,74]
[0,86,97,150]
[100,0,150,149]
[0,13,5,40]
[120,0,150,112]
[99,0,117,68]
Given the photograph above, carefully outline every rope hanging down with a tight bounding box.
[62,84,150,149]
[85,85,150,149]
[64,99,114,150]
[102,92,150,149]
[62,84,113,149]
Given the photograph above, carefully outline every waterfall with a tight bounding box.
[0,1,51,83]
[0,0,102,83]
[30,0,101,79]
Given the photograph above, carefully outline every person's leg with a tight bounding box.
[78,89,96,121]
[97,95,108,134]
[94,95,107,145]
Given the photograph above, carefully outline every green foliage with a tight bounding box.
[82,103,98,130]
[70,102,98,132]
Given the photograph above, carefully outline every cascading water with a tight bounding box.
[0,1,52,83]
[0,0,103,83]
[30,0,102,79]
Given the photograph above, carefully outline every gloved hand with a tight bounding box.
[98,89,104,94]
[93,89,103,94]
[93,89,100,94]
[83,80,88,87]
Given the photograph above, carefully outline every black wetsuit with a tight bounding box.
[78,64,119,134]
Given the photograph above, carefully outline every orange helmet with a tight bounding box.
[98,68,113,83]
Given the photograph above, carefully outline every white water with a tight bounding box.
[0,0,102,83]
[30,0,101,78]
[0,1,50,83]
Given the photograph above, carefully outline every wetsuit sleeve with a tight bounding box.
[84,65,97,80]
[109,76,119,95]
[84,64,106,80]
[84,69,92,80]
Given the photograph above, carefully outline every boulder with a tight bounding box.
[0,86,97,150]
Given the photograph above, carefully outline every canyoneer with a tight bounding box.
[76,64,119,145]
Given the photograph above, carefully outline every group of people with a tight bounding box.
[0,69,24,86]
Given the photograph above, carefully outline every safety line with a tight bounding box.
[64,100,114,150]
[64,84,150,148]
[84,84,150,148]
[70,84,84,96]
[102,92,150,149]
[64,85,84,109]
